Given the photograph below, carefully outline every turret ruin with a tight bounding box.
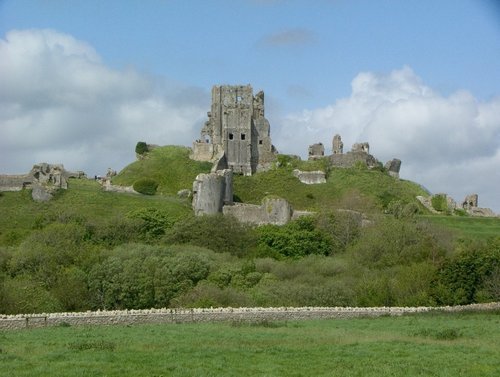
[191,85,277,175]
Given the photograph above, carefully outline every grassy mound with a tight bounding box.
[0,178,191,246]
[112,146,212,195]
[234,159,428,212]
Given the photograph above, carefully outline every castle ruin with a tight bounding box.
[0,163,84,202]
[191,85,277,175]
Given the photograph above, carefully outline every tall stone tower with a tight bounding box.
[191,85,276,175]
[332,134,343,154]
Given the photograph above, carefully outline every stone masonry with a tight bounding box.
[192,169,233,216]
[1,303,497,331]
[0,163,80,202]
[191,85,277,175]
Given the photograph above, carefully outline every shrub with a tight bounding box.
[127,208,175,240]
[133,178,158,195]
[164,214,256,256]
[431,194,448,212]
[256,216,332,258]
[135,141,148,155]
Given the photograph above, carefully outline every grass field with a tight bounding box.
[420,215,500,239]
[1,311,498,376]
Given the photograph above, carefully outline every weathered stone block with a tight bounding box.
[292,169,326,184]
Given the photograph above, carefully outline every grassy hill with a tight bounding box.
[0,145,498,314]
[233,161,428,212]
[114,145,428,212]
[112,146,212,195]
[1,145,498,246]
[0,178,192,246]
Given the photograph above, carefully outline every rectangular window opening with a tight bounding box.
[241,133,246,140]
[229,133,234,140]
[259,140,263,145]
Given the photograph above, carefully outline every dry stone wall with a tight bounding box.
[1,303,497,331]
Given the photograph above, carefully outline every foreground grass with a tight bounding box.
[1,311,498,376]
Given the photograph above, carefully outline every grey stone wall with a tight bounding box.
[292,169,326,184]
[192,170,233,216]
[1,303,497,331]
[223,198,293,226]
[0,175,31,191]
[330,151,379,169]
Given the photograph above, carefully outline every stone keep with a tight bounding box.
[191,85,276,175]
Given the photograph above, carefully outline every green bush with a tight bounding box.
[127,208,175,240]
[431,237,500,305]
[431,194,448,212]
[164,214,256,256]
[256,216,332,258]
[133,178,158,195]
[135,141,148,155]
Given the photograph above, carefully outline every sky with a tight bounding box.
[1,0,499,212]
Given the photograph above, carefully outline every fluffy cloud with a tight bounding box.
[275,66,500,212]
[0,29,207,175]
[1,30,498,213]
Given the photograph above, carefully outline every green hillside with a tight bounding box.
[114,146,427,212]
[0,178,191,246]
[1,145,498,315]
[233,159,428,212]
[112,146,212,195]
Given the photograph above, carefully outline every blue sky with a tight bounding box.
[1,0,500,212]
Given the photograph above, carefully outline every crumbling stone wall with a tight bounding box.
[192,170,233,216]
[292,169,326,184]
[223,197,293,226]
[191,85,277,175]
[462,194,478,210]
[308,143,325,160]
[330,150,379,169]
[0,163,77,202]
[385,158,402,178]
[332,134,343,155]
[0,175,31,191]
[417,193,497,217]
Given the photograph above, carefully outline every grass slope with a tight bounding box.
[234,163,428,211]
[420,215,500,239]
[0,178,191,246]
[112,146,427,211]
[112,145,212,195]
[1,311,498,376]
[2,145,497,244]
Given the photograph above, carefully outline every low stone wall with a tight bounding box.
[292,169,326,184]
[0,175,31,191]
[1,303,498,331]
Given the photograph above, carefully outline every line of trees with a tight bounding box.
[0,208,498,314]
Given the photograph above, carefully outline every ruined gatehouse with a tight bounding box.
[191,85,277,175]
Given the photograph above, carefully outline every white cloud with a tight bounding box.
[0,29,208,176]
[275,66,500,212]
[1,30,497,213]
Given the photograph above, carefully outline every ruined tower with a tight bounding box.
[191,85,276,175]
[332,134,343,154]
